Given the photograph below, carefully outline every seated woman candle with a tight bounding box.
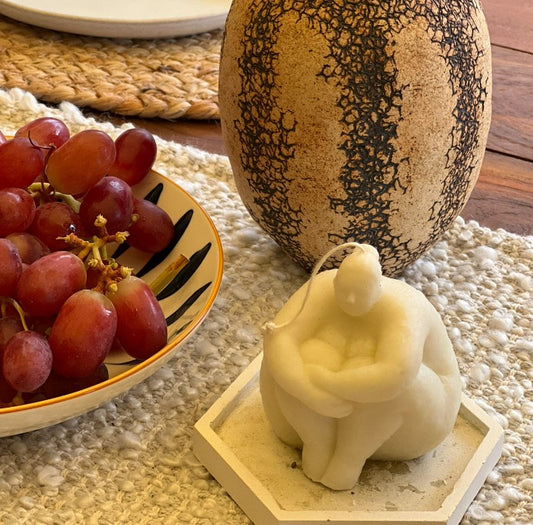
[260,244,461,490]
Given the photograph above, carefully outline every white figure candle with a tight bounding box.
[260,244,461,490]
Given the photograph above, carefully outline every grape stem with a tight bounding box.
[60,215,133,294]
[1,297,29,331]
[27,181,81,212]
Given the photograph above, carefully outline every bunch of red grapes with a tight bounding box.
[0,117,176,407]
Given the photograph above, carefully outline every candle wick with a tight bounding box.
[263,242,364,333]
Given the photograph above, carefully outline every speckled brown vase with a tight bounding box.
[219,0,492,276]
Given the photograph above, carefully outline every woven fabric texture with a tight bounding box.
[0,88,531,524]
[0,16,221,120]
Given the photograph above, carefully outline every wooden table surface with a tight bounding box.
[102,0,533,237]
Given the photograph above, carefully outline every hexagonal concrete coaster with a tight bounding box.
[193,354,504,525]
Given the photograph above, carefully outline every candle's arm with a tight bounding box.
[307,308,426,403]
[263,329,354,417]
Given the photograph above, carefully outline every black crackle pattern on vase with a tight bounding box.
[231,0,489,275]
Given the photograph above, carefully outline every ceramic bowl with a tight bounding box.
[0,170,223,437]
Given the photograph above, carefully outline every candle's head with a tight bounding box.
[333,245,383,317]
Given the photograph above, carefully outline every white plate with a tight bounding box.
[0,0,231,38]
[0,170,224,437]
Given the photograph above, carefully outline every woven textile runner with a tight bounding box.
[0,16,221,120]
[0,89,531,524]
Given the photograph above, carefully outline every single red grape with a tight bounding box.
[108,128,157,186]
[106,275,167,360]
[15,117,70,149]
[49,289,117,378]
[16,251,87,317]
[6,232,50,264]
[46,130,116,195]
[127,198,174,253]
[0,137,45,189]
[0,238,23,297]
[2,330,53,392]
[29,201,85,251]
[79,176,133,235]
[0,187,37,236]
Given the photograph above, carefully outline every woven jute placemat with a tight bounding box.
[0,16,222,120]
